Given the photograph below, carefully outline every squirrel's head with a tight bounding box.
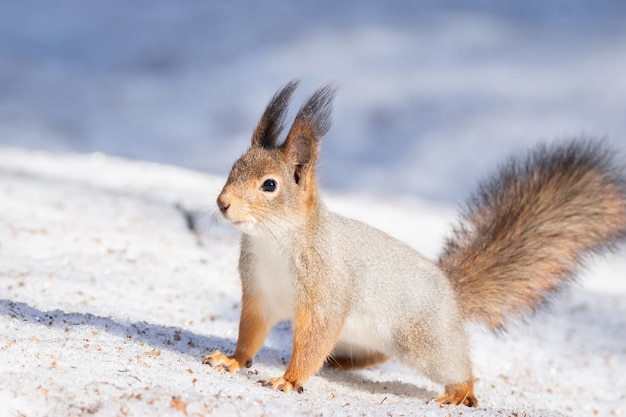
[217,80,336,236]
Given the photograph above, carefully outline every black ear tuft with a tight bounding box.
[292,83,336,140]
[251,80,300,148]
[282,83,336,166]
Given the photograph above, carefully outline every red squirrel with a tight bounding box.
[204,81,626,407]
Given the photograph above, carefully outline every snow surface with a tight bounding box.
[1,147,625,417]
[1,2,626,416]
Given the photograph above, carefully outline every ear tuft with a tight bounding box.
[293,83,336,140]
[251,80,300,148]
[282,83,336,170]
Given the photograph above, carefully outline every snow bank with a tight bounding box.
[1,147,624,416]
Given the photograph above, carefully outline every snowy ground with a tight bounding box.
[1,147,625,417]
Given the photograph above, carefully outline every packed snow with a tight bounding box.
[1,148,625,417]
[1,1,626,416]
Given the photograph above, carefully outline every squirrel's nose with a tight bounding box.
[216,195,230,213]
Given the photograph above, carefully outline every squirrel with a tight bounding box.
[203,80,626,407]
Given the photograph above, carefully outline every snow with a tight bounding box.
[1,1,626,416]
[1,148,625,417]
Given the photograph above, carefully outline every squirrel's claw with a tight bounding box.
[434,394,477,407]
[260,376,304,394]
[434,381,478,407]
[202,350,242,373]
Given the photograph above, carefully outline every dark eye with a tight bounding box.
[261,179,277,192]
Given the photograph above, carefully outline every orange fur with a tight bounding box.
[325,352,388,370]
[203,294,269,372]
[439,141,626,330]
[263,298,345,393]
[436,380,477,407]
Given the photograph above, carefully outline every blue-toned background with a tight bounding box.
[2,1,625,200]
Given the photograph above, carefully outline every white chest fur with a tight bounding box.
[249,236,295,326]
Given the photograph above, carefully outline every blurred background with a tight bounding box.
[1,0,625,202]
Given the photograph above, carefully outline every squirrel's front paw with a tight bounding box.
[202,350,242,373]
[260,376,304,394]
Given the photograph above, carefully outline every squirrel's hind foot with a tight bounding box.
[434,381,477,407]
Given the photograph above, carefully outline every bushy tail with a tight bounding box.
[438,140,626,331]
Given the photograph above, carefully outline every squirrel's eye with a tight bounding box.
[261,179,277,192]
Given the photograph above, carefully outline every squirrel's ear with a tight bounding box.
[282,83,336,184]
[251,80,299,149]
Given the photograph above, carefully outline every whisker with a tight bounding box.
[248,208,309,252]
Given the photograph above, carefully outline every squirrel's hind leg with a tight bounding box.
[394,316,478,407]
[325,349,388,370]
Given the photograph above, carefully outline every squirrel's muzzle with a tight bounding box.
[216,194,230,214]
